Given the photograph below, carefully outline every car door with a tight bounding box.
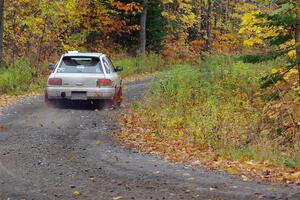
[102,56,121,88]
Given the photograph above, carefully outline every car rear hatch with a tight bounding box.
[54,73,106,88]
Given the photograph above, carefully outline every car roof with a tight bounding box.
[62,52,105,57]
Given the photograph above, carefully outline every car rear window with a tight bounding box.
[57,56,103,73]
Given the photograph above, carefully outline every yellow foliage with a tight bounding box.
[271,68,279,74]
[288,50,296,60]
[161,0,196,32]
[243,39,255,46]
[239,10,283,47]
[284,68,298,82]
[177,130,184,137]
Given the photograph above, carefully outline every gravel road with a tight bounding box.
[0,79,299,200]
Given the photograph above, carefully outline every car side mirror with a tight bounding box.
[48,64,55,70]
[115,66,124,72]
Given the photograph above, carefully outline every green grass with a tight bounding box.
[148,56,264,147]
[0,59,47,95]
[136,55,299,168]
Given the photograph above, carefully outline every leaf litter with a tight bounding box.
[117,110,300,187]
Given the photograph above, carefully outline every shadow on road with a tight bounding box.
[47,100,106,111]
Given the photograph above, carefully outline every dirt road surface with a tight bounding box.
[0,79,299,200]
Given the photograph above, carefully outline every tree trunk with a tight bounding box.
[225,0,230,22]
[296,0,300,84]
[220,0,230,33]
[206,0,212,51]
[139,0,148,55]
[0,0,4,65]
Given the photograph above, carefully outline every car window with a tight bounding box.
[102,57,112,74]
[106,57,116,73]
[57,56,103,73]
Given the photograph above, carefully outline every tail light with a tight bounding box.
[97,79,113,87]
[48,78,62,85]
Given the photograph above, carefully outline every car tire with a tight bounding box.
[116,86,123,106]
[106,87,123,109]
[44,89,58,107]
[45,97,58,107]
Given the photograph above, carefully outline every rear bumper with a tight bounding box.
[46,86,115,100]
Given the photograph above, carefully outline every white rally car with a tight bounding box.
[45,51,123,107]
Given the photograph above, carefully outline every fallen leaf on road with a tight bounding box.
[241,175,250,182]
[269,186,277,191]
[73,191,81,196]
[96,140,101,145]
[123,85,128,90]
[183,173,190,177]
[113,196,123,200]
[0,123,4,131]
[153,171,160,174]
[187,177,195,181]
[192,194,200,199]
[190,160,201,166]
[225,166,240,174]
[89,176,95,182]
[67,152,75,161]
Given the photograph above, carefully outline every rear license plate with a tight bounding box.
[71,92,87,100]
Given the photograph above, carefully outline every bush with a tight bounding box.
[148,56,264,148]
[126,55,299,168]
[0,59,47,95]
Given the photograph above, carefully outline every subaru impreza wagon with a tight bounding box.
[45,51,123,108]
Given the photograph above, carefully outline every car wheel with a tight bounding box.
[45,97,57,107]
[44,89,58,107]
[106,87,123,109]
[116,86,123,106]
